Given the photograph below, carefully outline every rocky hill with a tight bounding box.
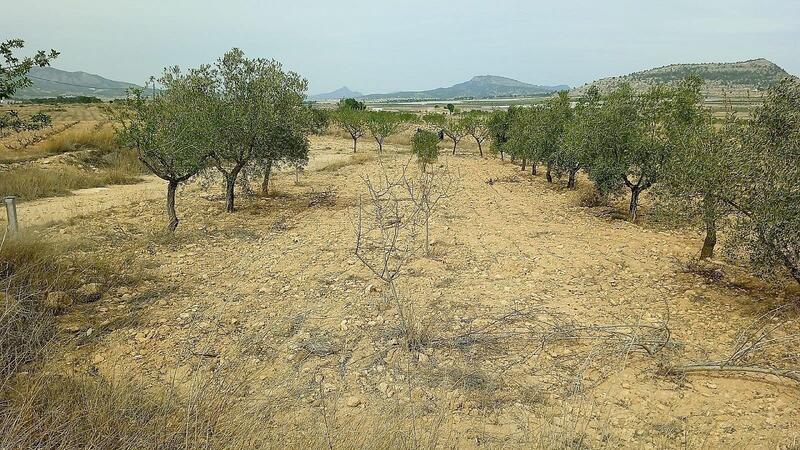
[309,86,364,102]
[571,58,795,97]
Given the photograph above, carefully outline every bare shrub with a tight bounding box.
[354,159,425,351]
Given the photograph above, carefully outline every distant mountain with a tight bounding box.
[13,66,143,99]
[571,58,796,97]
[360,75,569,101]
[310,86,364,101]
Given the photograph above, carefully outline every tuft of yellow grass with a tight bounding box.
[0,148,145,201]
[41,126,118,155]
[320,152,374,172]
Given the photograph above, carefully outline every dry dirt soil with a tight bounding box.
[14,134,800,448]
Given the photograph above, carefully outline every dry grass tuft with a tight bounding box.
[0,373,266,450]
[320,152,374,172]
[0,148,144,201]
[41,126,118,155]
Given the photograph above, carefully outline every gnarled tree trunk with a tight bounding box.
[261,159,273,195]
[166,179,179,232]
[629,186,641,223]
[567,169,577,189]
[546,161,553,183]
[700,195,717,259]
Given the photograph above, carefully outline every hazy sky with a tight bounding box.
[4,0,798,94]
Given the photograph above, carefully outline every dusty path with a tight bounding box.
[4,176,165,228]
[35,139,800,448]
[2,135,360,229]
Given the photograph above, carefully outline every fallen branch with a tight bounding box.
[668,364,800,383]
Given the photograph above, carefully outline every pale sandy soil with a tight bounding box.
[19,134,800,448]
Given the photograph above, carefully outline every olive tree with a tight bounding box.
[208,48,308,212]
[585,80,702,222]
[117,67,214,231]
[558,87,601,189]
[487,107,517,161]
[506,106,541,172]
[723,78,800,283]
[536,92,573,182]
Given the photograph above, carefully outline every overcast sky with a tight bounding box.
[4,0,798,95]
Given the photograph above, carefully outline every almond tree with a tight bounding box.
[333,106,367,152]
[117,67,214,231]
[463,112,490,157]
[1,39,58,134]
[443,115,468,155]
[365,111,410,152]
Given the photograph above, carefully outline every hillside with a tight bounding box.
[309,86,364,101]
[13,67,143,100]
[571,58,796,97]
[360,75,568,101]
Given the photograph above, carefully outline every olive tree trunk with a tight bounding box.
[628,186,642,223]
[567,169,577,189]
[261,159,273,195]
[224,164,244,213]
[166,179,179,232]
[700,195,718,259]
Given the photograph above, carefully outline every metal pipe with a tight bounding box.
[4,196,18,235]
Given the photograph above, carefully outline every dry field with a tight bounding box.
[3,130,800,448]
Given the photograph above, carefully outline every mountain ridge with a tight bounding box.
[14,67,144,99]
[358,75,568,101]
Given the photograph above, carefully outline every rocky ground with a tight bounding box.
[15,133,800,448]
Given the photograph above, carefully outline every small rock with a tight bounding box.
[76,283,102,303]
[92,354,104,364]
[45,291,73,313]
[346,396,362,407]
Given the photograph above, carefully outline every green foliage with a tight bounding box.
[0,39,59,100]
[582,79,704,221]
[0,40,58,133]
[462,112,491,156]
[117,66,215,229]
[445,103,455,114]
[487,108,517,159]
[365,111,410,151]
[307,107,330,134]
[207,48,309,211]
[118,68,214,184]
[411,130,440,167]
[442,115,468,154]
[333,106,367,152]
[422,112,446,130]
[0,110,51,133]
[724,78,800,283]
[558,88,601,188]
[338,97,365,110]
